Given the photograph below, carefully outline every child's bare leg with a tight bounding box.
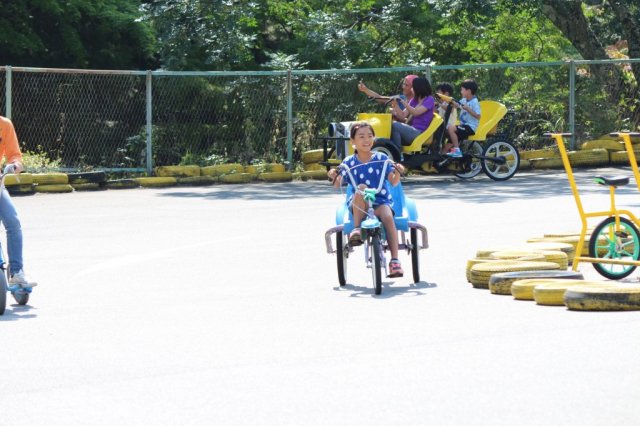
[375,205,399,259]
[447,125,459,149]
[351,184,367,229]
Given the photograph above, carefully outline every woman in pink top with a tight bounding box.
[389,77,435,150]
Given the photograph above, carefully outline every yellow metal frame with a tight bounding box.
[547,132,640,270]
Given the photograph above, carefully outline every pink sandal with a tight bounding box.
[388,260,404,278]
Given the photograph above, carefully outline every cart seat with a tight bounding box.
[467,100,507,141]
[401,113,444,154]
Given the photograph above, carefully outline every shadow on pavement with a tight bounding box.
[0,305,37,321]
[334,280,438,298]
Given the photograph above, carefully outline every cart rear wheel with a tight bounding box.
[411,228,420,283]
[372,140,401,162]
[589,216,640,280]
[482,140,520,181]
[336,231,347,286]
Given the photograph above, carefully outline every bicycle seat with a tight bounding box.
[594,175,629,187]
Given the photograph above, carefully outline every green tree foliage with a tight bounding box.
[0,0,157,69]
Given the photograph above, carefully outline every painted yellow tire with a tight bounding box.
[106,179,139,189]
[7,183,36,195]
[610,150,640,165]
[35,184,74,193]
[568,148,609,167]
[519,149,558,160]
[221,173,253,184]
[32,173,69,185]
[67,171,107,184]
[530,157,564,169]
[471,261,560,290]
[302,149,325,164]
[245,163,287,174]
[475,247,512,258]
[176,176,219,186]
[4,173,34,186]
[533,280,604,306]
[516,242,575,263]
[490,250,546,261]
[485,263,562,295]
[518,159,531,170]
[304,162,325,171]
[564,284,640,311]
[579,139,623,152]
[258,172,293,182]
[466,258,498,282]
[71,183,103,191]
[135,177,177,187]
[155,165,201,177]
[201,164,244,177]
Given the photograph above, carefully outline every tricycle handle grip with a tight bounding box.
[542,132,572,137]
[610,132,640,137]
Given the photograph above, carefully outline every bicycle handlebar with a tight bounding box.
[337,159,393,195]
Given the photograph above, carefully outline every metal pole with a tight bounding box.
[5,66,12,119]
[569,61,576,149]
[424,64,432,82]
[286,70,293,170]
[146,70,153,175]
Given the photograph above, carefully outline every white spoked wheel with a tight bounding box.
[482,140,520,181]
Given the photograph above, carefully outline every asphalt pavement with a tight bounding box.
[1,168,639,425]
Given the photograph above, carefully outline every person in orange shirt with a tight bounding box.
[0,116,34,287]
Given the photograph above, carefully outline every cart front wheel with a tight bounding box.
[482,140,520,181]
[589,216,640,280]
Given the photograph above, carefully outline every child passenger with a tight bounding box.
[445,79,481,158]
[327,122,406,278]
[435,82,458,154]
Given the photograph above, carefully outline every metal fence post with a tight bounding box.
[5,66,11,119]
[569,60,576,149]
[286,69,293,170]
[424,64,432,82]
[146,70,153,175]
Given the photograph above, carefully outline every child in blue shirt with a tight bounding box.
[327,122,406,278]
[445,79,482,158]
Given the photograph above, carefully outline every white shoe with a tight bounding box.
[9,270,37,287]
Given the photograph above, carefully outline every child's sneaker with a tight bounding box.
[446,147,463,158]
[388,259,404,278]
[9,270,37,287]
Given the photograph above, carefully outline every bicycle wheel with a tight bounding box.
[371,233,383,295]
[454,141,483,179]
[12,289,29,306]
[0,271,6,315]
[411,228,420,283]
[336,231,347,286]
[589,216,640,280]
[482,140,520,181]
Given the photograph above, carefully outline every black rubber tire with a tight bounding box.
[0,271,6,315]
[67,171,107,184]
[589,216,640,280]
[371,234,383,295]
[372,139,401,162]
[336,231,347,286]
[411,228,420,283]
[454,141,483,179]
[482,140,520,181]
[12,290,29,306]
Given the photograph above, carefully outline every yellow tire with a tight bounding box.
[564,284,640,311]
[304,162,325,171]
[519,149,558,160]
[155,165,201,177]
[518,159,531,170]
[35,184,74,193]
[568,148,609,167]
[176,176,219,186]
[301,149,325,164]
[201,164,244,177]
[7,183,36,195]
[610,150,640,165]
[106,179,139,189]
[530,157,564,169]
[220,173,253,184]
[245,163,287,174]
[579,139,623,152]
[471,261,559,290]
[533,280,603,306]
[135,177,177,187]
[32,173,69,185]
[465,258,498,282]
[258,172,293,182]
[490,250,546,261]
[4,173,34,186]
[71,183,103,191]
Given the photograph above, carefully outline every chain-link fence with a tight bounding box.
[1,60,639,173]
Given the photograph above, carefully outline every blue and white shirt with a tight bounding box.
[459,96,481,131]
[339,151,393,208]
